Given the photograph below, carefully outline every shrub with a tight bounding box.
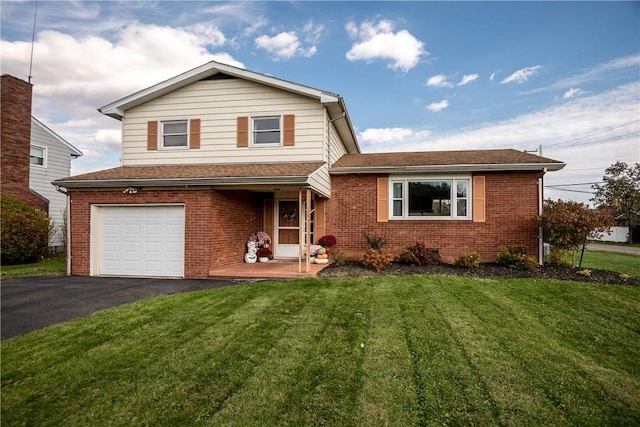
[362,231,387,250]
[399,242,441,266]
[1,196,51,265]
[318,235,337,247]
[453,251,480,269]
[332,249,346,266]
[544,246,571,267]
[577,269,592,277]
[362,249,393,272]
[496,246,538,271]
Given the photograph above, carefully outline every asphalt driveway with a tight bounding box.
[1,276,248,340]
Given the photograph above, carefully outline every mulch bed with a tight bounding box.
[317,261,640,286]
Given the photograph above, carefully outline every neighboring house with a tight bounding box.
[54,61,565,279]
[30,117,83,249]
[0,74,82,251]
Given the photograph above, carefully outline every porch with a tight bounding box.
[209,259,331,279]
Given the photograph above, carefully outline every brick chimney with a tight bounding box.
[0,74,49,211]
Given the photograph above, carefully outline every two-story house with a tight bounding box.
[54,61,564,279]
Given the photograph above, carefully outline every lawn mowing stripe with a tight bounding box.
[437,278,639,425]
[356,279,419,426]
[392,276,499,426]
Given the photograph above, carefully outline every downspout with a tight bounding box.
[538,168,547,266]
[55,185,71,276]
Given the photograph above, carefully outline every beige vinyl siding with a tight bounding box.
[307,164,331,198]
[29,119,78,247]
[328,120,347,166]
[122,79,326,166]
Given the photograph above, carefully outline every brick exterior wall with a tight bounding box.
[0,75,49,212]
[325,172,542,263]
[68,188,262,278]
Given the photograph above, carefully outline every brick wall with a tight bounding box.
[68,188,262,278]
[325,172,541,263]
[0,75,49,212]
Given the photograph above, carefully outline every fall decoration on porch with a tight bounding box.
[318,235,337,248]
[257,247,273,262]
[248,231,272,248]
[315,253,329,264]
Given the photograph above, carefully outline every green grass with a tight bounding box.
[0,255,66,278]
[2,276,639,426]
[576,250,640,278]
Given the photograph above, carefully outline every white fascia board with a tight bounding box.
[329,162,566,175]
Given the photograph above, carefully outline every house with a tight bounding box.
[1,74,83,251]
[53,61,565,278]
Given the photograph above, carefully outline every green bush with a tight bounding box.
[496,246,539,271]
[453,251,480,268]
[398,242,441,266]
[362,248,393,272]
[544,246,571,267]
[1,196,51,265]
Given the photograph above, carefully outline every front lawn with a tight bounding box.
[2,276,639,426]
[577,250,640,278]
[0,255,65,278]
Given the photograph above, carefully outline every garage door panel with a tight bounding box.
[99,206,184,277]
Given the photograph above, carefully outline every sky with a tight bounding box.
[1,0,639,205]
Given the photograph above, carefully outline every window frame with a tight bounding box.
[251,115,282,146]
[389,175,472,220]
[160,119,189,149]
[29,145,47,168]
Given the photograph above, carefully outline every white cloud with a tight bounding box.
[489,72,498,81]
[458,73,479,86]
[345,19,427,72]
[426,100,449,112]
[500,65,543,84]
[358,127,432,150]
[427,74,453,88]
[255,30,318,60]
[563,88,585,99]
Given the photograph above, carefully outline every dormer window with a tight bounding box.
[162,120,188,148]
[252,116,281,145]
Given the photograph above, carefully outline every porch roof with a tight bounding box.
[330,149,565,173]
[54,162,326,190]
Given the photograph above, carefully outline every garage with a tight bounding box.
[95,205,185,277]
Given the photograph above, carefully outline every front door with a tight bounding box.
[276,200,300,258]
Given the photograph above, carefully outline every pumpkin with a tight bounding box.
[317,247,327,255]
[315,258,329,264]
[316,253,328,259]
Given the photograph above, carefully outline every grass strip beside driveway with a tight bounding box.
[2,276,639,426]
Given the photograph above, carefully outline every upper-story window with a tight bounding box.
[30,145,46,167]
[162,120,188,148]
[252,116,281,145]
[390,176,471,219]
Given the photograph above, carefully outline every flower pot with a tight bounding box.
[259,257,269,263]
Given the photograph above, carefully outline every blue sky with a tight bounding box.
[2,1,639,204]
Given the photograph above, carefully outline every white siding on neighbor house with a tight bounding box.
[595,227,629,243]
[121,78,328,166]
[29,119,80,248]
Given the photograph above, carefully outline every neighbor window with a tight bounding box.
[252,116,281,145]
[390,177,470,219]
[30,146,46,166]
[161,120,188,148]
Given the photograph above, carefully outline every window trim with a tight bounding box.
[389,175,472,220]
[251,115,283,146]
[160,119,189,149]
[30,145,47,168]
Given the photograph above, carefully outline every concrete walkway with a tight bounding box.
[587,243,640,256]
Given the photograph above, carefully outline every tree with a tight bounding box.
[591,162,640,243]
[538,199,614,266]
[1,196,51,265]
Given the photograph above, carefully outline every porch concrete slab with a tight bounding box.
[209,260,329,279]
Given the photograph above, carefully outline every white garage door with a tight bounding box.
[99,205,185,277]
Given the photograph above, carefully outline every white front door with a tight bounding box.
[275,200,300,258]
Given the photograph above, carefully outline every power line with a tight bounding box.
[545,182,602,187]
[545,119,640,148]
[544,187,595,194]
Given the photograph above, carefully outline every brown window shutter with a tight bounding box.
[147,121,158,150]
[189,119,201,149]
[283,114,295,146]
[264,199,274,241]
[473,176,486,223]
[377,177,389,223]
[314,198,326,241]
[237,116,248,147]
